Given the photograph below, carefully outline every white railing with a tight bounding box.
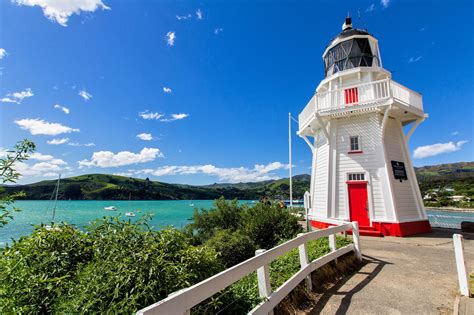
[137,222,362,315]
[298,78,423,132]
[391,80,423,111]
[453,234,471,296]
[427,214,473,230]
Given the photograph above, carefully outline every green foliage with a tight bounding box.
[206,229,256,267]
[187,197,303,250]
[0,139,35,228]
[0,217,222,314]
[186,198,245,243]
[0,224,92,313]
[241,202,303,250]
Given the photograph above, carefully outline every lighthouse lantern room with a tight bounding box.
[298,17,431,236]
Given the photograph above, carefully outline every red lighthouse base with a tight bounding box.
[311,219,432,237]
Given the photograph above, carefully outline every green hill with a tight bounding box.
[1,162,472,201]
[0,173,311,201]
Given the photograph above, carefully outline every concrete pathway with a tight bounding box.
[309,228,474,314]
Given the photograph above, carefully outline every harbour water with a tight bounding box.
[1,200,473,246]
[0,200,220,247]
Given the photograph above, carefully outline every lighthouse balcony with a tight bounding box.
[298,78,424,135]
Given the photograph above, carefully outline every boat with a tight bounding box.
[104,206,117,211]
[125,212,136,217]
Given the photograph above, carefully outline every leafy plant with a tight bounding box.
[206,229,256,268]
[0,139,35,228]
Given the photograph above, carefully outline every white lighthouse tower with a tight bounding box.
[298,17,431,236]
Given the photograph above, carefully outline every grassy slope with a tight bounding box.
[1,162,472,200]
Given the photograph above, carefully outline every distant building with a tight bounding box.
[450,195,470,202]
[298,17,431,236]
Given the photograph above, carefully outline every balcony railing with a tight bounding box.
[298,78,423,132]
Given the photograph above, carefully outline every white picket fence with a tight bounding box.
[137,222,362,315]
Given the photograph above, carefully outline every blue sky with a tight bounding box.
[0,0,473,185]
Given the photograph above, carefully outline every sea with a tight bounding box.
[1,200,473,247]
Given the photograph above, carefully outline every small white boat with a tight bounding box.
[125,212,136,217]
[104,206,117,211]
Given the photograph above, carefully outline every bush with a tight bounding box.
[187,198,303,250]
[186,198,245,243]
[206,229,256,267]
[0,217,223,314]
[241,202,303,250]
[0,224,92,313]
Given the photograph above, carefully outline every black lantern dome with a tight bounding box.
[323,17,379,77]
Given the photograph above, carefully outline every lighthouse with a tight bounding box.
[298,17,431,236]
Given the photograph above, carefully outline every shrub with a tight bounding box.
[54,218,222,314]
[186,197,245,243]
[0,224,92,313]
[206,229,256,267]
[241,202,303,250]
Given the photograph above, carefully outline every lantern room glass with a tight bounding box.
[324,38,379,77]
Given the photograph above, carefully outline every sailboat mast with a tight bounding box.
[52,174,61,221]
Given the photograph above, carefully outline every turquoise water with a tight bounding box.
[2,201,473,247]
[0,200,228,247]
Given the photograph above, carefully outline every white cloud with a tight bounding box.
[79,147,163,168]
[0,48,7,59]
[13,0,110,27]
[139,111,163,120]
[163,87,172,93]
[134,161,289,183]
[137,133,153,141]
[165,31,176,46]
[47,137,69,145]
[214,28,223,35]
[408,56,422,63]
[78,89,92,101]
[366,4,375,12]
[14,118,79,135]
[54,104,70,114]
[195,9,202,19]
[0,88,33,104]
[413,140,468,159]
[160,113,189,122]
[68,142,95,147]
[176,14,192,20]
[6,150,69,178]
[452,131,459,136]
[380,0,391,8]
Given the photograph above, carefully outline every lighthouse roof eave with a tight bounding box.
[315,66,391,92]
[322,33,379,59]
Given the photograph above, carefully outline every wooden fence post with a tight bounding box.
[255,249,274,315]
[352,221,362,261]
[329,234,337,263]
[453,234,470,296]
[297,233,313,291]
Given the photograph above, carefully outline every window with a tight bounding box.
[350,136,360,151]
[348,173,365,181]
[323,38,379,77]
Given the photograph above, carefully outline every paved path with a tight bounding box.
[310,228,474,314]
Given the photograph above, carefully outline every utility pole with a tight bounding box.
[288,112,293,208]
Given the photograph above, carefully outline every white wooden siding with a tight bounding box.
[312,132,329,217]
[383,118,422,220]
[333,113,386,221]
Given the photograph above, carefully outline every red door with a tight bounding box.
[348,183,370,226]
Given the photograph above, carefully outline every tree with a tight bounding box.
[0,139,36,227]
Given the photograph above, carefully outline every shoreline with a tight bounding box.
[426,207,474,213]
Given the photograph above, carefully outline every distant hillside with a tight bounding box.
[0,162,472,201]
[0,173,311,201]
[415,162,474,197]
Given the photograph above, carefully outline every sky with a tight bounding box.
[0,0,473,185]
